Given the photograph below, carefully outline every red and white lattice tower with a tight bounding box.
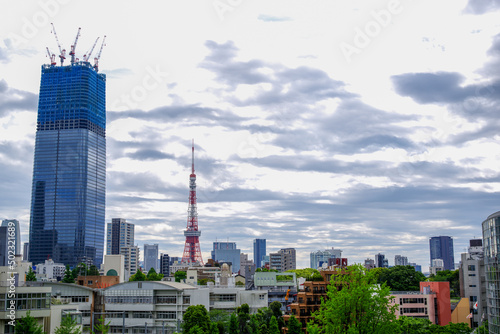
[181,140,204,265]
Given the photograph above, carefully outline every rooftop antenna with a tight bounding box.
[83,37,99,62]
[50,23,66,66]
[69,27,81,64]
[93,35,106,72]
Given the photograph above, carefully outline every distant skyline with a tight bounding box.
[1,0,500,269]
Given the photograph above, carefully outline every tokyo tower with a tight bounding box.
[181,140,204,265]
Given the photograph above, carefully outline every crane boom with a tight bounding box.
[83,37,99,62]
[69,27,81,64]
[50,23,66,66]
[93,35,106,72]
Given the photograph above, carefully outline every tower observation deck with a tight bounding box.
[181,140,203,265]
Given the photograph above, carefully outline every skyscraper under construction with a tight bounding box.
[29,28,106,267]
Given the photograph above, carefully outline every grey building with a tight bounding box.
[0,226,7,266]
[460,239,485,328]
[482,211,500,333]
[375,253,388,268]
[144,244,159,272]
[106,218,134,255]
[270,248,296,272]
[394,255,408,266]
[211,242,241,273]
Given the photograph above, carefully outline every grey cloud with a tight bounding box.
[464,0,500,14]
[0,79,38,117]
[125,149,176,161]
[257,14,292,22]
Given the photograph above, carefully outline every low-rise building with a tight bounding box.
[36,259,66,281]
[254,271,298,312]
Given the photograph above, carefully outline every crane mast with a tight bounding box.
[83,37,99,62]
[45,47,56,66]
[69,27,81,64]
[93,35,106,72]
[50,23,66,66]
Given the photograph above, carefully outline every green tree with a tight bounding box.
[146,267,164,281]
[477,320,488,333]
[378,265,426,291]
[91,316,110,334]
[182,305,211,334]
[286,268,320,280]
[208,309,230,334]
[175,270,187,282]
[287,314,303,334]
[237,303,251,334]
[269,316,280,334]
[307,264,399,333]
[429,322,472,333]
[88,265,100,276]
[55,315,81,334]
[62,265,75,283]
[26,266,37,281]
[428,270,460,298]
[15,311,45,334]
[396,316,432,333]
[129,268,146,281]
[72,263,87,279]
[269,301,284,329]
[228,313,238,334]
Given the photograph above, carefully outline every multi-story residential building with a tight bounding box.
[310,248,342,269]
[106,218,134,255]
[29,61,106,268]
[459,239,486,328]
[270,248,297,272]
[253,239,266,268]
[430,258,445,276]
[364,258,376,270]
[430,236,455,271]
[160,253,170,277]
[121,246,139,280]
[211,242,241,273]
[482,211,500,333]
[23,242,29,261]
[144,244,159,272]
[394,255,408,266]
[0,226,7,266]
[36,258,66,280]
[240,253,256,278]
[254,271,298,311]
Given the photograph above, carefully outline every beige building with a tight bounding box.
[120,246,139,280]
[270,248,296,272]
[102,254,125,283]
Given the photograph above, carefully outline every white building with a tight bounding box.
[310,248,342,269]
[102,254,126,283]
[395,255,409,266]
[121,246,139,280]
[36,259,66,280]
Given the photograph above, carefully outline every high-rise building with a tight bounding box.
[310,248,342,269]
[364,258,375,270]
[270,248,296,272]
[121,245,139,280]
[144,244,159,272]
[2,220,21,255]
[375,253,388,268]
[211,242,241,273]
[253,239,266,268]
[482,211,500,333]
[429,236,454,271]
[160,253,170,277]
[106,218,134,255]
[0,226,7,266]
[23,242,29,261]
[28,59,106,268]
[394,255,408,266]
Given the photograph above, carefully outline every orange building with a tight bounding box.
[419,281,452,326]
[77,275,120,289]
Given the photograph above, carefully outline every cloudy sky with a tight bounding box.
[1,0,500,270]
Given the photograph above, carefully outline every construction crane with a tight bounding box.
[45,47,56,66]
[50,23,66,66]
[69,27,81,64]
[93,35,106,72]
[83,37,99,62]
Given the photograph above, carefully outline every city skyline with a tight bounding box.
[1,1,500,268]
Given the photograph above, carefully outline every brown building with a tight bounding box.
[77,275,120,289]
[286,270,337,330]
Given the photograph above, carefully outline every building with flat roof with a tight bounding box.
[430,236,454,271]
[482,211,500,333]
[253,239,266,268]
[29,61,106,267]
[211,242,241,273]
[310,248,342,269]
[106,218,134,255]
[144,243,159,272]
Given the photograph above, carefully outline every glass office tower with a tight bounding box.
[253,238,266,268]
[29,62,106,267]
[483,211,500,333]
[429,236,455,271]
